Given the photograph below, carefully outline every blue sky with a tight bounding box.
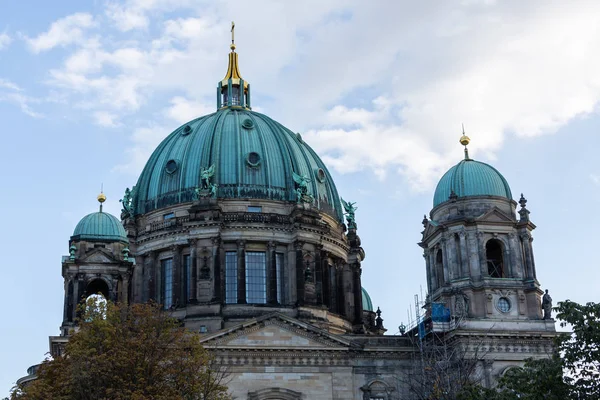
[2,0,600,394]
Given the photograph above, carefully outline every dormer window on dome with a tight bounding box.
[217,22,251,109]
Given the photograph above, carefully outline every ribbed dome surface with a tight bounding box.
[133,108,342,220]
[362,287,373,312]
[433,159,512,207]
[72,211,128,243]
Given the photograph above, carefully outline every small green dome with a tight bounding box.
[362,287,373,312]
[433,159,512,207]
[72,211,128,243]
[133,108,343,220]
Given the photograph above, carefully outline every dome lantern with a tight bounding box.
[217,22,251,109]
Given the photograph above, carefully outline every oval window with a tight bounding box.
[246,152,261,167]
[165,159,178,174]
[182,125,192,136]
[315,168,326,183]
[241,118,254,130]
[497,297,511,313]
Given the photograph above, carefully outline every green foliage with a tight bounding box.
[11,300,232,400]
[556,300,600,399]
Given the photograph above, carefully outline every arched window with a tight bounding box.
[85,278,110,299]
[486,239,504,278]
[435,249,444,288]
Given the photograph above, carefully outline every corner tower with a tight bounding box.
[421,133,545,320]
[60,194,132,337]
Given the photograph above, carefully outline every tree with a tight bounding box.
[555,300,600,399]
[482,300,600,400]
[11,300,232,400]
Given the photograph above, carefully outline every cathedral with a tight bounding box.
[16,30,557,399]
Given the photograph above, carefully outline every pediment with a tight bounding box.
[81,249,117,264]
[201,313,353,350]
[476,207,514,223]
[421,221,440,240]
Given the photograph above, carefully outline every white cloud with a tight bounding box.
[113,124,171,175]
[591,174,600,186]
[105,2,149,32]
[0,92,43,118]
[165,96,212,123]
[25,13,95,53]
[0,33,12,50]
[0,78,22,91]
[24,2,600,190]
[93,111,120,127]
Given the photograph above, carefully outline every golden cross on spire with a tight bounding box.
[230,21,235,51]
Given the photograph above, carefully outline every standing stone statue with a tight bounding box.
[542,289,553,320]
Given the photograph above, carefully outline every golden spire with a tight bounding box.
[459,124,471,160]
[221,21,248,89]
[230,21,235,51]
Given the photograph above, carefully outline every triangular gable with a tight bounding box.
[81,249,118,264]
[476,207,515,223]
[200,313,354,350]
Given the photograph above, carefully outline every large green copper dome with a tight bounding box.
[433,158,512,207]
[72,211,128,243]
[133,108,343,220]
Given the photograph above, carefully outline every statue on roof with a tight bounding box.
[120,186,136,219]
[542,289,553,320]
[293,171,314,204]
[341,198,358,229]
[194,164,218,199]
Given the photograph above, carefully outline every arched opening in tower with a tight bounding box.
[486,239,504,278]
[85,278,110,300]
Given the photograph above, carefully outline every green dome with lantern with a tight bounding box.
[433,133,512,208]
[72,194,128,243]
[131,39,343,221]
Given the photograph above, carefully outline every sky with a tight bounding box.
[2,0,600,394]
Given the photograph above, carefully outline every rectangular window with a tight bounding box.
[163,212,175,220]
[161,258,173,309]
[276,252,284,304]
[183,254,191,301]
[246,252,266,304]
[247,206,262,213]
[225,251,237,304]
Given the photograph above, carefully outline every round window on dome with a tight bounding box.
[315,168,326,183]
[165,159,179,174]
[241,118,254,130]
[182,125,192,136]
[246,152,261,167]
[497,297,511,313]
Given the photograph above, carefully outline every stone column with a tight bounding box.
[63,278,73,323]
[189,240,198,302]
[336,262,345,315]
[508,233,523,279]
[352,263,363,325]
[172,245,182,307]
[458,230,468,278]
[267,241,277,305]
[133,257,143,303]
[211,237,221,303]
[121,274,130,305]
[148,251,157,302]
[477,231,488,278]
[423,250,432,294]
[467,231,481,281]
[428,249,437,291]
[72,275,80,322]
[295,241,305,306]
[343,264,355,321]
[521,233,534,280]
[287,243,297,305]
[237,240,246,304]
[322,252,330,309]
[442,236,451,282]
[315,246,323,305]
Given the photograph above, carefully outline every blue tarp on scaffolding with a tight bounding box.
[431,303,451,322]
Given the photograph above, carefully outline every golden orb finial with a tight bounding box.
[459,123,470,146]
[97,192,106,203]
